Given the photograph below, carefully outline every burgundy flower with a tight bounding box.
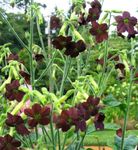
[7,53,19,62]
[6,113,30,136]
[0,134,21,150]
[90,0,101,10]
[116,128,122,137]
[87,8,101,22]
[65,40,86,57]
[52,35,72,50]
[5,80,25,102]
[90,22,108,43]
[78,13,87,25]
[19,71,30,84]
[94,112,105,130]
[35,54,44,62]
[24,103,50,128]
[115,63,125,75]
[115,11,137,35]
[50,15,61,30]
[55,108,78,132]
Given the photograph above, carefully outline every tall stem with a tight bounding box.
[60,56,71,96]
[36,17,47,59]
[29,0,35,90]
[120,69,134,150]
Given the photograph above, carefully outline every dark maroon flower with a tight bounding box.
[115,11,137,35]
[90,0,101,10]
[6,113,30,136]
[78,13,87,25]
[19,71,30,84]
[87,96,100,106]
[0,134,21,150]
[90,22,108,43]
[5,80,25,102]
[24,103,50,128]
[52,35,72,50]
[35,54,44,61]
[116,128,122,137]
[94,112,105,130]
[87,8,101,22]
[55,107,78,132]
[115,63,125,73]
[50,15,61,30]
[7,53,19,62]
[65,40,86,57]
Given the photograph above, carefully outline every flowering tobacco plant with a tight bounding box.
[0,134,21,150]
[52,35,86,57]
[24,103,51,128]
[90,21,108,43]
[0,0,138,149]
[5,80,25,102]
[115,11,138,37]
[6,113,30,136]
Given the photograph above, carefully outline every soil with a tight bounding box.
[84,146,112,150]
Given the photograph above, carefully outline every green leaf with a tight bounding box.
[103,94,121,107]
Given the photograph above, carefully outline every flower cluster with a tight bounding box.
[24,103,51,128]
[6,113,30,136]
[5,80,25,102]
[54,96,105,132]
[87,0,108,43]
[115,11,138,38]
[52,35,86,57]
[0,134,21,150]
[87,0,101,22]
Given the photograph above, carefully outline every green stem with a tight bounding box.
[77,130,87,150]
[120,69,134,150]
[36,17,47,59]
[29,0,35,90]
[61,134,67,150]
[98,41,108,91]
[34,52,56,84]
[60,56,71,96]
[42,126,52,143]
[28,135,33,148]
[35,127,38,141]
[50,104,56,150]
[57,129,61,150]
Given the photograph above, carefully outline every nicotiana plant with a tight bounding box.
[0,0,138,150]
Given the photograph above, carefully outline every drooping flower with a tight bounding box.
[24,103,51,128]
[94,112,105,130]
[7,53,19,62]
[5,80,25,102]
[6,113,30,136]
[115,11,137,35]
[90,22,108,43]
[52,35,72,50]
[0,134,21,150]
[116,128,122,137]
[50,15,61,30]
[19,71,30,84]
[34,54,44,62]
[78,13,87,25]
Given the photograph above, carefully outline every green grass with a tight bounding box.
[83,130,138,146]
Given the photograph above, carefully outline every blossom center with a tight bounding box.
[124,18,129,24]
[34,114,41,121]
